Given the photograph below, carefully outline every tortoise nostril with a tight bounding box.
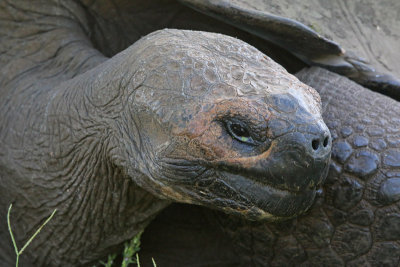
[323,136,329,147]
[312,139,319,150]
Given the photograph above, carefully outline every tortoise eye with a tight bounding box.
[226,121,254,145]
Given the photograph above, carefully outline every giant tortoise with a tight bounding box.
[0,0,399,266]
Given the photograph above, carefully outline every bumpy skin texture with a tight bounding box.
[294,68,400,266]
[3,0,398,266]
[0,2,331,266]
[228,67,400,266]
[140,68,400,266]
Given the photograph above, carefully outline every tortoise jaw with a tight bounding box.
[216,171,318,220]
[209,143,330,220]
[150,150,328,221]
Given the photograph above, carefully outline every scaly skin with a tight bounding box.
[0,1,330,266]
[140,68,400,266]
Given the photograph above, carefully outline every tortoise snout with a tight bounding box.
[311,135,330,151]
[309,131,331,158]
[305,123,331,159]
[252,123,331,192]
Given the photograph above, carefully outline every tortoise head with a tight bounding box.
[121,29,331,221]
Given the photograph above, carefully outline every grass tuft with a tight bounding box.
[99,230,156,267]
[99,254,117,267]
[121,230,143,267]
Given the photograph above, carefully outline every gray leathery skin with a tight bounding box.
[0,2,330,266]
[0,2,168,265]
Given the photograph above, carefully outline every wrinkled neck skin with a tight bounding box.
[23,57,171,265]
[0,1,168,266]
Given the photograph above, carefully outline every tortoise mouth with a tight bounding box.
[215,171,318,220]
[153,133,330,221]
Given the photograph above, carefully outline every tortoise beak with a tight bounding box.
[257,128,331,192]
[214,127,331,192]
[209,122,331,219]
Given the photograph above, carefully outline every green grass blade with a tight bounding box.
[136,253,140,267]
[151,257,157,267]
[19,208,57,255]
[7,204,19,255]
